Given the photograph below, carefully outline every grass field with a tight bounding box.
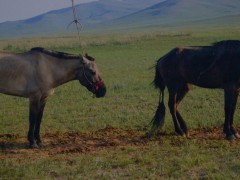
[1,29,240,179]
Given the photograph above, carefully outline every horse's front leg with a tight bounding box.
[28,98,41,148]
[34,98,47,147]
[224,85,239,140]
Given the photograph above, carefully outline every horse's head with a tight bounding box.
[78,54,106,98]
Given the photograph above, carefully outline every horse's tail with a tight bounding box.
[151,58,166,133]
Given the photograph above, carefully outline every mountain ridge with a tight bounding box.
[96,0,240,32]
[0,0,240,38]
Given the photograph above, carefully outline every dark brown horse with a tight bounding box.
[0,47,106,147]
[152,40,240,140]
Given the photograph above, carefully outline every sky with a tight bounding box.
[0,0,97,23]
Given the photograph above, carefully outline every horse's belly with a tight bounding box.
[0,84,29,97]
[0,78,36,97]
[184,73,223,89]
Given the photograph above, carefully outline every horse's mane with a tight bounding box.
[30,47,81,59]
[213,40,240,50]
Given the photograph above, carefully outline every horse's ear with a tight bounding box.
[82,56,88,64]
[85,53,95,61]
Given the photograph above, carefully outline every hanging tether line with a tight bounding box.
[67,0,82,47]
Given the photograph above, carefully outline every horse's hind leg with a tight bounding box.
[224,85,239,140]
[28,98,41,148]
[168,88,184,136]
[176,84,190,136]
[228,93,240,138]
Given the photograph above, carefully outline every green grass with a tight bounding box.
[1,29,240,179]
[1,140,240,179]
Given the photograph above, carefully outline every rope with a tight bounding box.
[67,0,82,47]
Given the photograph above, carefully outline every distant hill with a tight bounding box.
[0,0,161,38]
[0,0,240,38]
[96,0,240,31]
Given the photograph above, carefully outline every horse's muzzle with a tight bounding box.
[95,80,106,98]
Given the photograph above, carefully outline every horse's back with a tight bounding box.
[0,52,39,97]
[157,47,207,79]
[158,44,240,89]
[0,52,35,74]
[158,46,225,88]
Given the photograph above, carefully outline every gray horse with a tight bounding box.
[0,47,106,148]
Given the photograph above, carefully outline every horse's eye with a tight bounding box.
[92,71,96,75]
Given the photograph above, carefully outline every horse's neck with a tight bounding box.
[50,59,82,88]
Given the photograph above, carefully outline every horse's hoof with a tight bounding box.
[184,132,190,138]
[226,134,236,140]
[182,133,187,138]
[234,133,240,139]
[29,143,39,149]
[36,141,43,147]
[175,130,184,136]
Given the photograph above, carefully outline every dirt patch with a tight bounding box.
[0,126,148,160]
[0,126,239,160]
